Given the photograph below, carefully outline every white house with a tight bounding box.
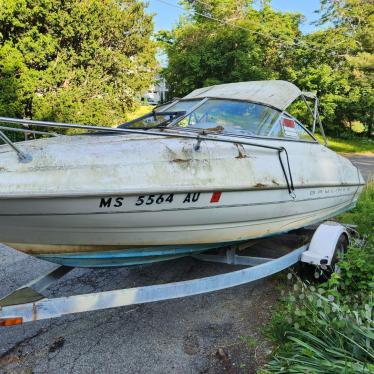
[143,75,168,105]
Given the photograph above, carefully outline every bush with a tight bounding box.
[339,182,374,240]
[262,183,374,373]
[264,286,373,373]
[323,242,374,303]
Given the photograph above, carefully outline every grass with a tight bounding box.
[338,181,374,237]
[261,182,374,373]
[125,105,153,122]
[316,134,374,154]
[261,290,374,373]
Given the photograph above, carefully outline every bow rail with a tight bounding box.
[0,116,295,195]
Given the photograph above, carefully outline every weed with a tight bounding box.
[316,135,374,154]
[261,183,374,373]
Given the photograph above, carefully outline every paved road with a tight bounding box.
[346,155,374,182]
[0,156,372,374]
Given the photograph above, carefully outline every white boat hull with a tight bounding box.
[0,134,365,267]
[1,186,362,266]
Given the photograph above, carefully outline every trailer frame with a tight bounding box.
[0,222,349,327]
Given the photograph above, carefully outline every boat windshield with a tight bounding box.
[166,99,315,140]
[119,98,315,141]
[166,99,280,136]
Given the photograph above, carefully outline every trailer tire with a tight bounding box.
[331,233,348,268]
[314,233,348,282]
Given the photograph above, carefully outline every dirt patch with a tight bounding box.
[183,334,200,355]
[48,337,65,353]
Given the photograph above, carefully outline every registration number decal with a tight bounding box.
[135,194,174,206]
[99,192,202,208]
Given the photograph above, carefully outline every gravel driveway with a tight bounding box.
[0,156,372,374]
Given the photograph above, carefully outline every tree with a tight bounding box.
[159,0,373,138]
[318,0,374,137]
[158,0,302,98]
[0,0,157,127]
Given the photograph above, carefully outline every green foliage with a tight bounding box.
[159,0,374,138]
[0,0,157,128]
[126,105,153,121]
[314,135,374,154]
[264,289,373,373]
[263,183,374,373]
[326,182,374,301]
[158,0,301,97]
[323,244,374,300]
[339,182,374,237]
[264,259,374,373]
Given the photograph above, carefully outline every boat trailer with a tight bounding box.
[0,222,350,327]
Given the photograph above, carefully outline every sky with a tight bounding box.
[147,0,323,34]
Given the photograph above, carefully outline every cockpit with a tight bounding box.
[118,98,316,142]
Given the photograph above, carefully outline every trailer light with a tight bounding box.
[0,317,23,327]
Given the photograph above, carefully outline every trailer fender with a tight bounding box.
[301,221,349,266]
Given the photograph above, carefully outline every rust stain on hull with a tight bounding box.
[6,243,141,255]
[171,158,191,163]
[235,143,247,159]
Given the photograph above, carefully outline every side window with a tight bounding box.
[276,116,314,141]
[281,117,299,139]
[295,122,315,141]
[267,120,284,138]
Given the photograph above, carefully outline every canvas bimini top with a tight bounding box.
[183,80,307,111]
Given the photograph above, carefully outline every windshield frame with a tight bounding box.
[118,110,188,129]
[120,97,318,144]
[278,110,318,143]
[166,97,318,144]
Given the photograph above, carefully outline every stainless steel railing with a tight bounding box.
[0,116,296,195]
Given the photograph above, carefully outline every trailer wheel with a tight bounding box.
[313,233,348,282]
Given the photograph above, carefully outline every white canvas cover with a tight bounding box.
[183,80,302,111]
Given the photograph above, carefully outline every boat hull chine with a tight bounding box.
[33,243,230,268]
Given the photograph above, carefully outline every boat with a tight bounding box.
[0,80,365,267]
